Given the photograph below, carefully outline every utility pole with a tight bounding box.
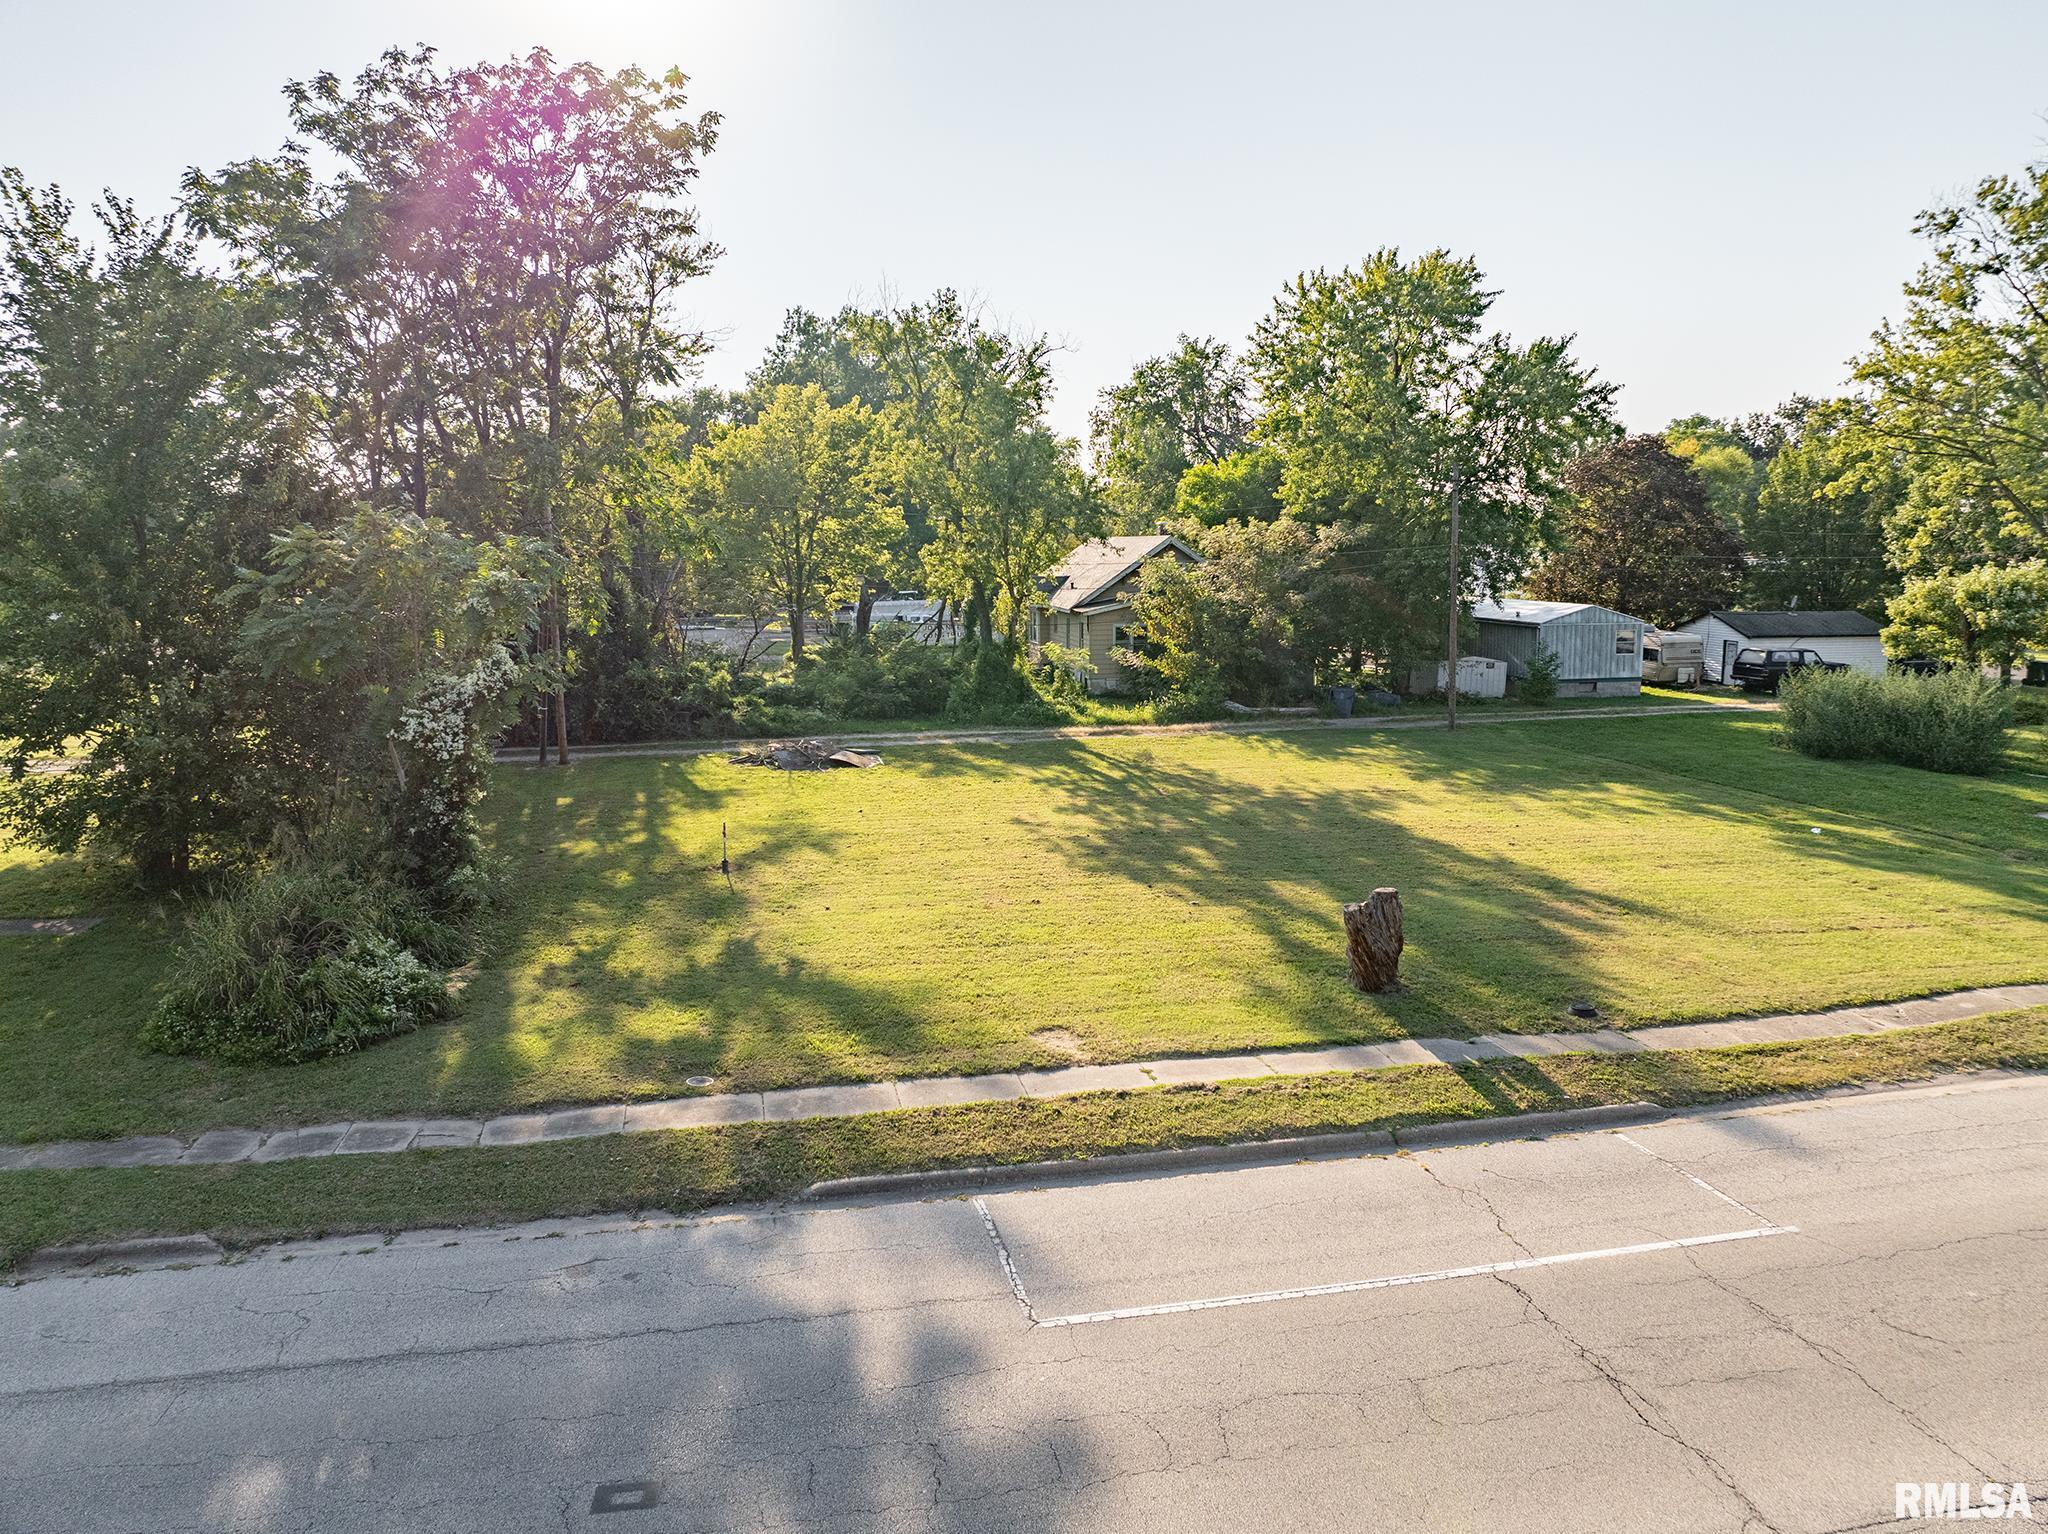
[1444,471,1464,730]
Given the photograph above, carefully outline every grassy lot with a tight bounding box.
[3,710,2043,1142]
[5,1010,2047,1272]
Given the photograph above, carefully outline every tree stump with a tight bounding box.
[1344,889,1405,993]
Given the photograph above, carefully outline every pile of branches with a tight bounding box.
[728,739,883,771]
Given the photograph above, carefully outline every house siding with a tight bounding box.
[1473,605,1645,692]
[1676,617,1886,681]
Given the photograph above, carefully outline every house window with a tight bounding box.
[1113,625,1135,652]
[1615,627,1637,655]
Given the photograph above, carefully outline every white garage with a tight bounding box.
[1676,610,1887,683]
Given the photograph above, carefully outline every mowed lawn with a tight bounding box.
[3,712,2044,1141]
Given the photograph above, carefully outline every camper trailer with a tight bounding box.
[1642,629,1704,687]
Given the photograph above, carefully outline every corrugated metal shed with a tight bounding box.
[1471,598,1647,694]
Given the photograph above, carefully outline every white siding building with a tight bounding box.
[1675,611,1886,683]
[1470,599,1648,696]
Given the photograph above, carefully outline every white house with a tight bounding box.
[1031,534,1201,692]
[1675,610,1886,683]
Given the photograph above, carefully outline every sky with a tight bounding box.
[2,0,2045,447]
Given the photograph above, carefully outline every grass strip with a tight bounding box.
[7,1008,2048,1273]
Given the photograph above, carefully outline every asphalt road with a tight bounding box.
[6,1075,2047,1533]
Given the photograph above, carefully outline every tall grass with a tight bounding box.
[142,860,456,1064]
[1779,666,2011,775]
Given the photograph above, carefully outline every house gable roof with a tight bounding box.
[1041,534,1199,612]
[1473,598,1605,626]
[1689,610,1883,640]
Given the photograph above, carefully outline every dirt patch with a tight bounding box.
[1030,1027,1090,1061]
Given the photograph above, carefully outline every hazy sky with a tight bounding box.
[3,0,2045,445]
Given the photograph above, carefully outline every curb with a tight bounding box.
[800,1101,1663,1202]
[16,1234,225,1280]
[1390,1100,1664,1148]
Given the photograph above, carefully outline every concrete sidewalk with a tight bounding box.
[5,982,2043,1174]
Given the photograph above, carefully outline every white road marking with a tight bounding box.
[974,1124,1804,1328]
[1025,1227,1799,1328]
[1612,1130,1777,1225]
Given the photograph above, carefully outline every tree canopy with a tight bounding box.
[1089,336,1252,529]
[1526,435,1746,627]
[1248,248,1616,670]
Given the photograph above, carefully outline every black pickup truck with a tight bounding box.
[1728,646,1849,692]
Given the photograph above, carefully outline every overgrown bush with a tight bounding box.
[2008,686,2048,726]
[575,653,770,742]
[1519,646,1561,705]
[773,629,955,720]
[944,638,1060,725]
[143,858,456,1064]
[1778,666,2011,775]
[1030,641,1096,707]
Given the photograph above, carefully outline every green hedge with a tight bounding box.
[1778,666,2010,775]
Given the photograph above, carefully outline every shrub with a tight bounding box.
[1520,646,1561,706]
[1778,666,2010,775]
[2008,686,2048,726]
[944,638,1060,726]
[578,654,764,742]
[142,859,454,1064]
[775,629,955,720]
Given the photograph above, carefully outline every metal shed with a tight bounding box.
[1471,599,1646,696]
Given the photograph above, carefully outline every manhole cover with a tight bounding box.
[1567,1001,1600,1020]
[685,1076,715,1088]
[592,1480,661,1514]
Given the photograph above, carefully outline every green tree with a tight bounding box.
[186,46,723,759]
[239,510,552,908]
[1089,336,1252,527]
[1174,447,1285,527]
[687,385,903,663]
[1854,157,2048,573]
[1883,562,2048,681]
[0,175,301,883]
[1663,412,1797,532]
[1249,248,1616,673]
[1527,436,1747,627]
[1744,401,1902,614]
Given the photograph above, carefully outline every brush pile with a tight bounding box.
[728,739,883,771]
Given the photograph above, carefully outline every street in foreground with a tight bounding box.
[6,1074,2046,1532]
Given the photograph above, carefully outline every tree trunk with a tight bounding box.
[1344,889,1405,994]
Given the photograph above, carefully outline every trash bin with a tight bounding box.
[2026,659,2048,687]
[1329,685,1356,718]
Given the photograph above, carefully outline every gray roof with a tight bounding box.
[1692,610,1883,639]
[1041,534,1198,612]
[1472,598,1644,627]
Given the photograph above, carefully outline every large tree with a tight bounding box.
[686,384,903,663]
[1526,436,1746,627]
[186,46,722,760]
[0,176,305,883]
[1089,336,1252,528]
[1743,401,1902,615]
[1249,248,1616,673]
[1883,561,2048,682]
[1854,157,2048,574]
